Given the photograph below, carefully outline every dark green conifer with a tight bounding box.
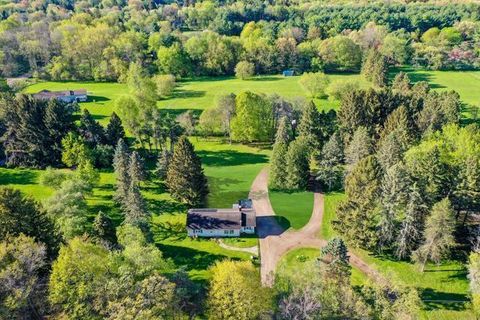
[166,136,208,206]
[113,139,130,205]
[105,112,125,146]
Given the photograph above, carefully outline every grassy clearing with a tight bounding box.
[269,190,314,230]
[403,68,480,121]
[320,192,345,239]
[157,74,368,113]
[276,247,367,286]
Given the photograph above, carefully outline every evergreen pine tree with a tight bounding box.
[129,151,146,187]
[275,116,291,145]
[316,132,344,191]
[297,101,322,152]
[105,112,125,146]
[124,183,150,233]
[378,163,410,251]
[395,183,427,260]
[155,150,171,180]
[392,72,412,93]
[362,49,388,87]
[269,142,289,190]
[93,211,117,245]
[44,99,75,165]
[334,156,381,249]
[166,136,208,206]
[270,118,291,190]
[79,109,105,147]
[453,157,480,217]
[377,131,405,171]
[320,238,351,281]
[285,138,309,191]
[113,139,130,206]
[345,126,373,169]
[413,198,456,272]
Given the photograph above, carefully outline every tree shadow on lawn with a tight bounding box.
[156,243,243,274]
[152,220,186,241]
[421,288,469,311]
[403,70,446,89]
[148,198,187,215]
[0,169,38,185]
[171,89,206,100]
[197,150,268,167]
[86,95,110,103]
[248,76,282,82]
[158,109,202,119]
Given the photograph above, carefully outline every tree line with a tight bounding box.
[1,0,480,81]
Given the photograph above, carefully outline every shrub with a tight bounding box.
[234,61,255,80]
[298,72,330,98]
[153,74,176,97]
[326,80,360,101]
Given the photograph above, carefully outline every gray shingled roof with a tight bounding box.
[187,208,256,230]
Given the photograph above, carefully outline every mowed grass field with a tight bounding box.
[269,190,314,230]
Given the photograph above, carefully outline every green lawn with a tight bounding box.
[320,192,346,240]
[24,82,126,125]
[157,74,368,113]
[276,247,367,287]
[222,236,259,249]
[269,190,314,230]
[402,68,480,121]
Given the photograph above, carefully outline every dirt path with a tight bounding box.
[250,167,383,286]
[218,240,258,256]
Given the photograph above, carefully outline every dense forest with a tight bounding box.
[1,0,480,82]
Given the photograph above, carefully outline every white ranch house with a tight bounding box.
[33,89,88,103]
[186,199,256,237]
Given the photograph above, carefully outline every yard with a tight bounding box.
[269,190,314,230]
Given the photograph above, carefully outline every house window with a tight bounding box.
[224,230,235,235]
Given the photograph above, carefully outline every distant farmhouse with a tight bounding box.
[32,89,88,103]
[187,199,256,237]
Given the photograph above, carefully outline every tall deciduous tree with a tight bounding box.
[44,180,91,240]
[413,198,456,272]
[0,234,47,318]
[230,91,274,142]
[166,136,208,206]
[207,260,271,320]
[468,251,480,317]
